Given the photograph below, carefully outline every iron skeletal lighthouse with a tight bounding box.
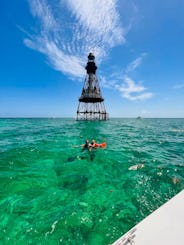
[76,53,108,120]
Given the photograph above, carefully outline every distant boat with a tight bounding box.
[137,116,142,119]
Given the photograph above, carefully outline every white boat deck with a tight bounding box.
[112,190,184,245]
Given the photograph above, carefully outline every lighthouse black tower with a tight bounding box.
[76,53,108,120]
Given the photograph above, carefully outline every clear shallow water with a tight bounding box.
[0,118,184,244]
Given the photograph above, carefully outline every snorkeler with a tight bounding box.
[85,139,97,151]
[90,139,96,148]
[82,139,90,150]
[81,139,106,161]
[82,139,95,160]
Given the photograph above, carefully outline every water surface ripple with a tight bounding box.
[0,118,184,244]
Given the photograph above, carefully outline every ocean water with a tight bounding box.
[0,118,184,244]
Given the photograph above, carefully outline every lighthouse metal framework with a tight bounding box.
[76,53,109,120]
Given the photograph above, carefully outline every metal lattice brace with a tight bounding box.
[76,53,108,121]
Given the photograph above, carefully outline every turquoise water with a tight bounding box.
[0,118,184,244]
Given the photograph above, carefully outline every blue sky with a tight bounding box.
[1,0,184,117]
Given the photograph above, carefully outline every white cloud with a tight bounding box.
[24,37,84,77]
[24,1,152,102]
[100,54,153,101]
[126,53,147,73]
[117,76,145,93]
[29,0,58,32]
[115,76,153,101]
[25,0,125,78]
[65,0,124,47]
[99,75,117,89]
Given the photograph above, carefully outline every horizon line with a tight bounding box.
[1,117,184,119]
